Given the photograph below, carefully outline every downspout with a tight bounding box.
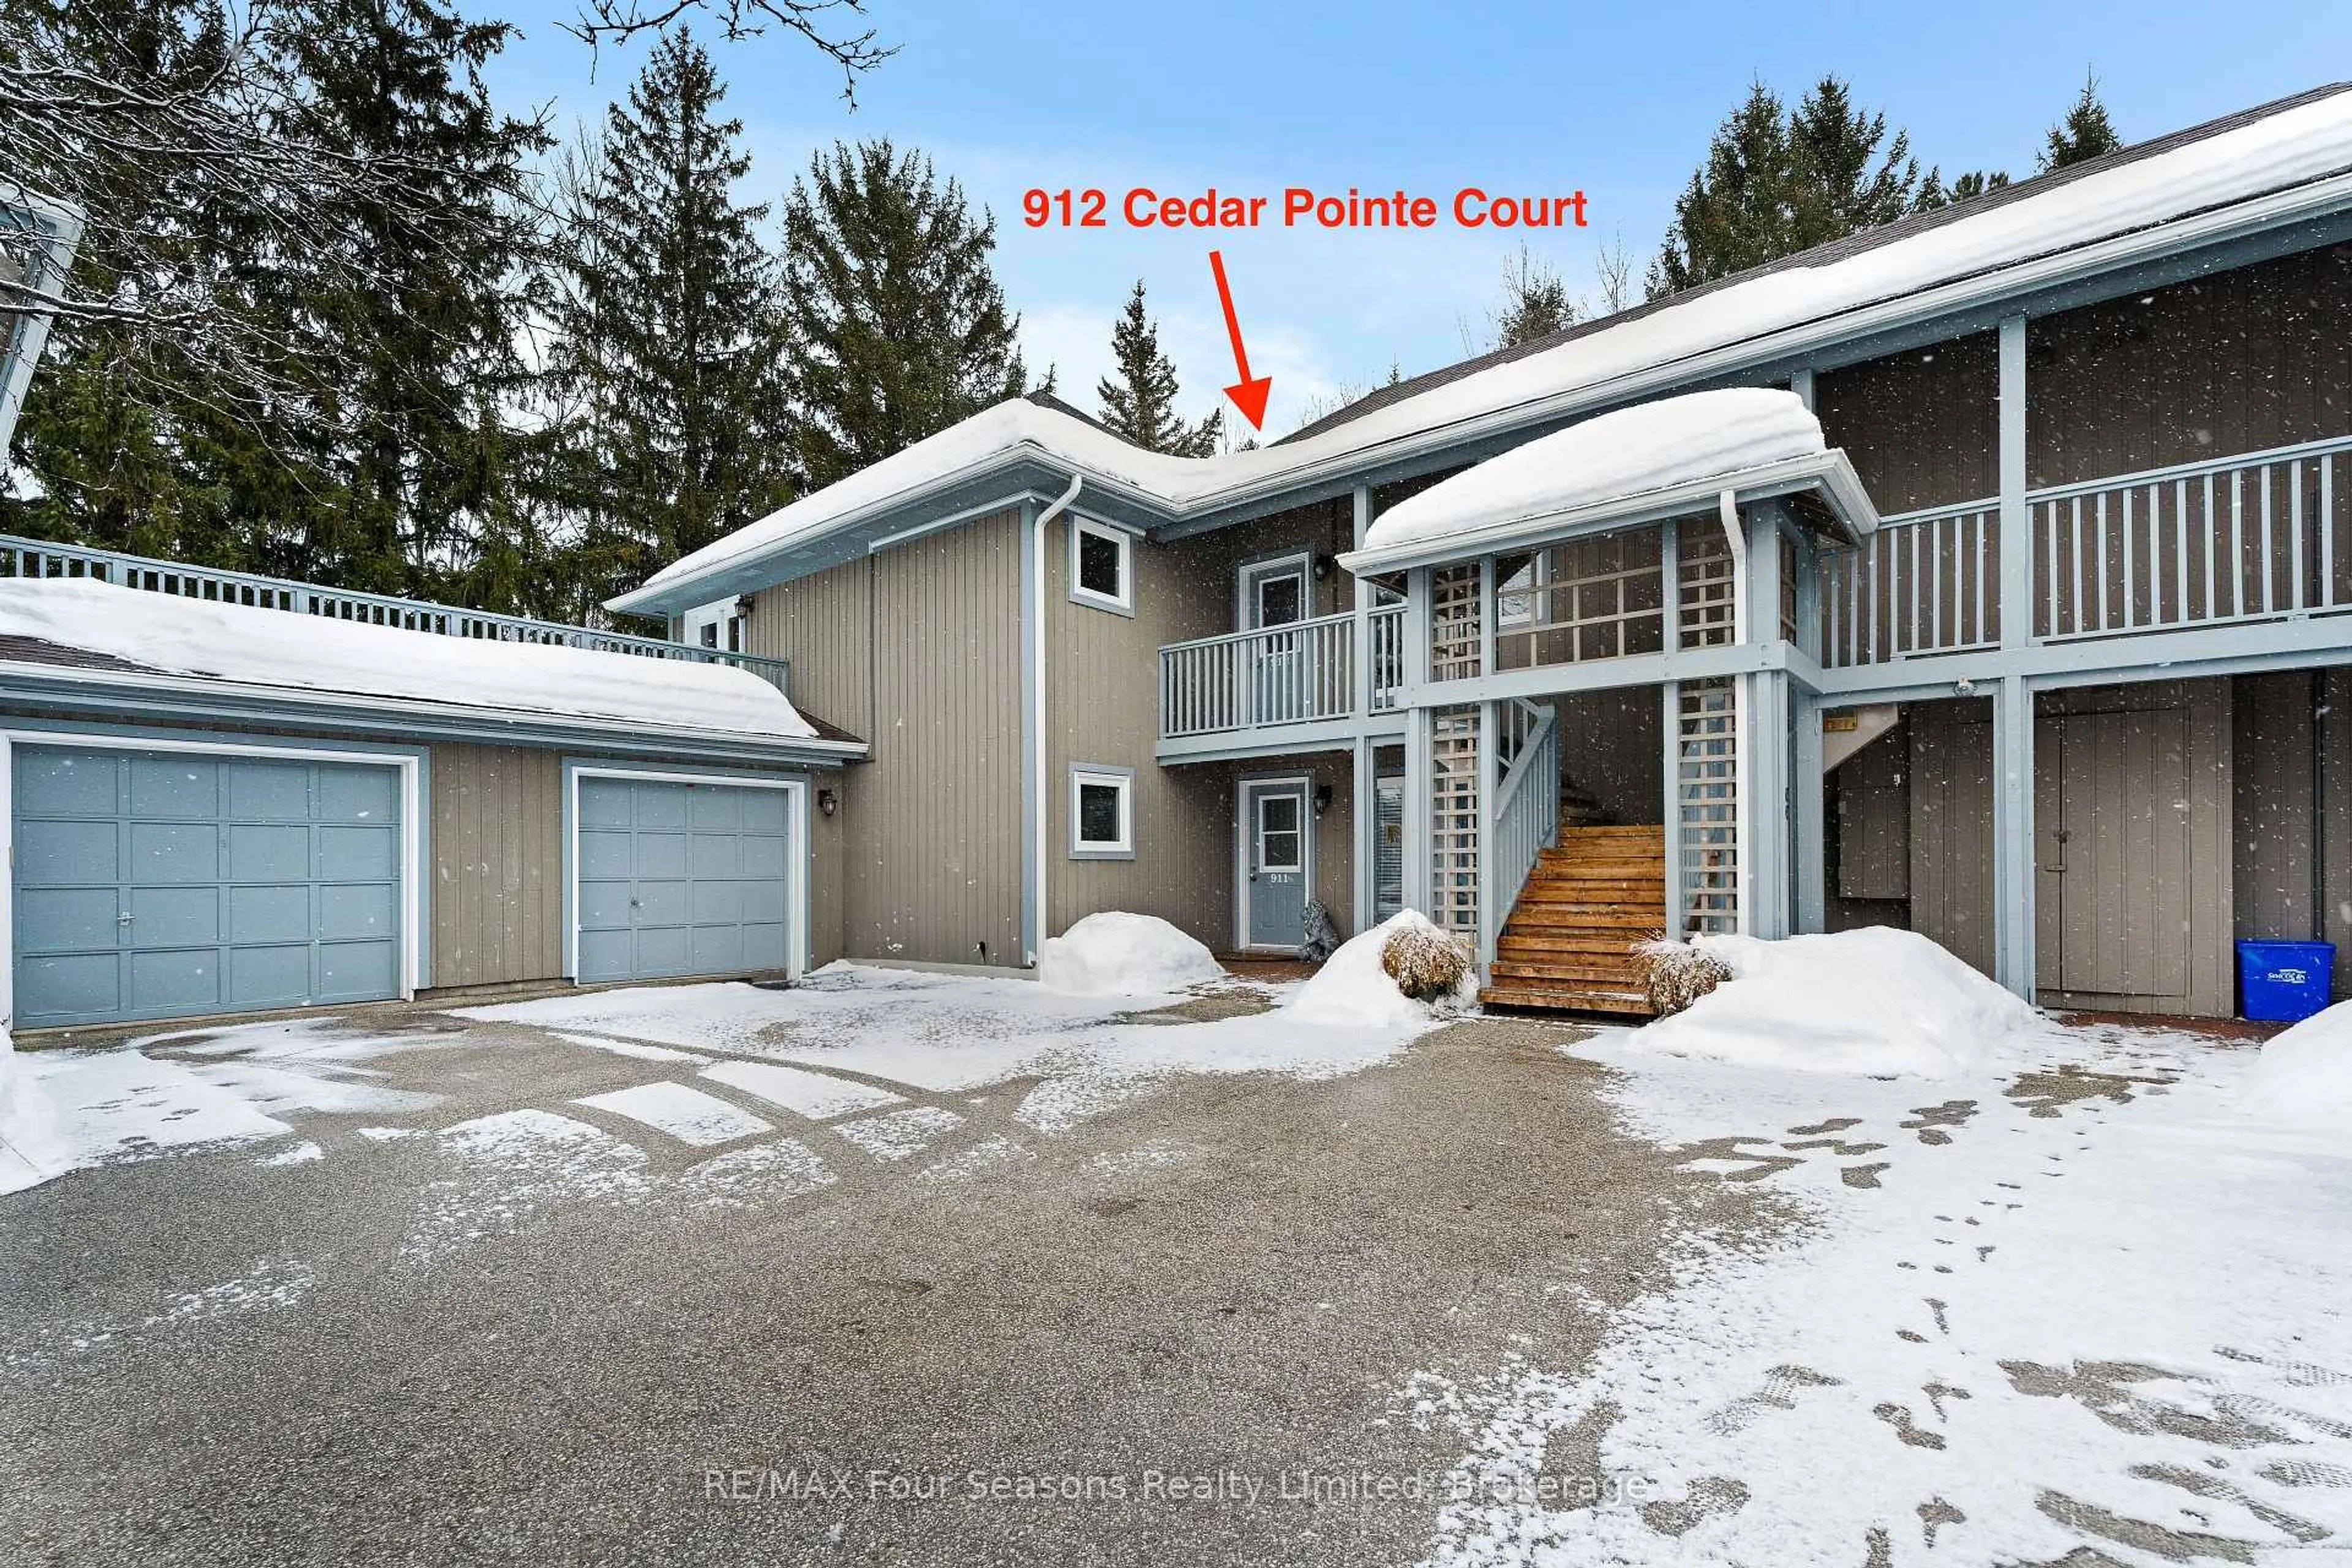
[1027,471,1084,966]
[2315,669,2329,943]
[1719,490,1752,933]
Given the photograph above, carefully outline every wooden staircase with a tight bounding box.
[1482,821,1665,1017]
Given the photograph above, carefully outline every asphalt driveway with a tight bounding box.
[0,976,1733,1567]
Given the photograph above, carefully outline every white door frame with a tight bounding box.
[1237,551,1314,629]
[1233,772,1313,952]
[0,729,426,1031]
[564,766,808,984]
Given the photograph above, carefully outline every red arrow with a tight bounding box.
[1208,249,1272,431]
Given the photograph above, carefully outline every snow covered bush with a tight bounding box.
[1289,910,1477,1027]
[1036,912,1226,997]
[2239,1000,2352,1123]
[0,1031,69,1194]
[1635,936,1732,1017]
[1297,900,1339,963]
[1629,927,2038,1079]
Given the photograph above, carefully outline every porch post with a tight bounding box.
[1476,698,1498,971]
[1998,314,2030,650]
[1744,507,1788,938]
[1792,690,1826,934]
[1351,732,1374,938]
[1992,673,2037,999]
[1351,484,1373,717]
[1661,679,1683,938]
[1402,567,1433,913]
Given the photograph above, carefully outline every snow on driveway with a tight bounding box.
[1409,1018,2352,1567]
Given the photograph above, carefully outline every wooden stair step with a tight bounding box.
[1498,933,1654,957]
[1505,913,1669,935]
[1490,960,1648,987]
[1481,984,1656,1018]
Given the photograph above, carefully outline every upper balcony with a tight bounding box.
[0,535,795,693]
[1158,603,1408,755]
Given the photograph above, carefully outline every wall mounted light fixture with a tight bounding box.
[817,788,838,818]
[1313,783,1334,818]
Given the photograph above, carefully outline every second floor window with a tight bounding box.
[1071,517,1133,613]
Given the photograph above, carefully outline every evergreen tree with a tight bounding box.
[2041,74,2122,170]
[536,32,791,608]
[1095,281,1219,457]
[1914,167,2011,211]
[1649,76,1922,299]
[271,0,549,603]
[1491,244,1575,349]
[775,139,1031,489]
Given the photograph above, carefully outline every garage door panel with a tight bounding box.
[579,777,634,829]
[228,760,310,821]
[738,922,787,970]
[228,884,311,944]
[635,880,690,925]
[228,944,311,1008]
[577,927,634,980]
[576,878,634,931]
[18,751,115,816]
[690,925,745,974]
[739,881,786,924]
[635,832,688,879]
[688,833,742,881]
[633,925,692,976]
[737,835,788,880]
[17,888,120,953]
[689,790,740,831]
[13,745,402,1029]
[130,885,222,947]
[317,940,396,1002]
[318,883,394,941]
[634,786,689,831]
[225,823,306,882]
[692,880,745,924]
[740,791,786,833]
[130,756,217,819]
[132,821,222,884]
[319,824,395,880]
[20,952,120,1019]
[19,818,119,885]
[578,829,634,880]
[127,948,221,1014]
[318,766,396,823]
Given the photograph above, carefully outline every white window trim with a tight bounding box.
[1067,516,1135,616]
[1236,549,1314,629]
[1068,764,1134,859]
[1232,772,1314,951]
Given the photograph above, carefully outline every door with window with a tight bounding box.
[1240,556,1310,724]
[1242,780,1308,951]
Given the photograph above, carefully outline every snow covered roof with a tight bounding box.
[1343,388,1871,571]
[0,578,861,755]
[612,82,2352,616]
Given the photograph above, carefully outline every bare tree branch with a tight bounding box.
[561,0,893,104]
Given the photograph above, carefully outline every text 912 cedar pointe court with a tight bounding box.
[1022,186,1590,231]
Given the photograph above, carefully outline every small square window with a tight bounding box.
[1069,518,1133,612]
[1069,766,1133,858]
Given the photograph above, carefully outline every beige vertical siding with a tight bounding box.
[428,743,564,989]
[745,511,1023,967]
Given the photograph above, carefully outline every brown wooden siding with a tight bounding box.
[1907,701,1996,978]
[2029,241,2352,488]
[1815,331,2000,514]
[2233,667,2352,998]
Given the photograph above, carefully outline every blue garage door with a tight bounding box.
[12,745,404,1029]
[576,777,791,982]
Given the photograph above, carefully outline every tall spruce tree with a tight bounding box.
[1095,281,1219,457]
[2041,74,2122,170]
[537,32,791,609]
[262,0,548,601]
[775,140,1030,489]
[1649,76,1923,299]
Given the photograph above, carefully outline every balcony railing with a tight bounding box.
[1159,605,1406,741]
[1820,433,2352,667]
[0,535,793,693]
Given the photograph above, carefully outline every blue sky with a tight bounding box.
[483,0,2352,437]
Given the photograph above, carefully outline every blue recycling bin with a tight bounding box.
[2237,940,2336,1023]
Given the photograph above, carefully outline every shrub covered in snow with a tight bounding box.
[1635,937,1732,1017]
[1036,912,1226,997]
[0,1032,69,1194]
[2239,1000,2352,1123]
[1289,911,1476,1028]
[1629,927,2038,1078]
[1298,899,1339,964]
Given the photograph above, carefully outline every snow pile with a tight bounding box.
[1037,912,1225,997]
[0,1031,70,1194]
[0,578,823,741]
[1359,389,1822,554]
[1628,926,2038,1078]
[1287,910,1474,1028]
[2238,999,2352,1122]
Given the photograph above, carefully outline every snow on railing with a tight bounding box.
[1159,611,1357,738]
[0,535,793,694]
